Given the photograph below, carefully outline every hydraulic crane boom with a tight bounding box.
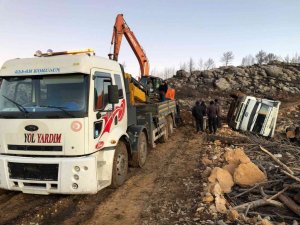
[109,14,150,76]
[109,14,175,102]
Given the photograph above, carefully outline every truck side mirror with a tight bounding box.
[108,85,119,104]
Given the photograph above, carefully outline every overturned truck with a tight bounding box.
[227,93,281,138]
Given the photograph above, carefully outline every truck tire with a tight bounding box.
[131,132,148,168]
[167,115,174,134]
[159,121,169,143]
[111,141,128,188]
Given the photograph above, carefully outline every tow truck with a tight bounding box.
[0,15,176,194]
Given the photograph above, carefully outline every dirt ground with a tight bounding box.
[0,126,205,225]
[0,98,299,225]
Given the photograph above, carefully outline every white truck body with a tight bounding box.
[227,95,281,137]
[0,53,175,194]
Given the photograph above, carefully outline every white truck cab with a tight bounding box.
[227,94,281,138]
[0,52,126,194]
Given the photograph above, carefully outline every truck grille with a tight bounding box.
[7,145,62,151]
[8,162,59,181]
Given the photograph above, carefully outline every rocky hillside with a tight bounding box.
[168,61,300,101]
[168,61,300,134]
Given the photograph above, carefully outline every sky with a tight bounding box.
[0,0,300,77]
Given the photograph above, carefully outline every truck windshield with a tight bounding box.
[0,74,88,118]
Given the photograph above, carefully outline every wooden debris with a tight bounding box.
[233,198,284,211]
[259,145,294,175]
[281,170,300,183]
[278,194,300,217]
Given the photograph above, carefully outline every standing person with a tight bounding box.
[201,101,207,116]
[215,99,221,128]
[175,100,183,125]
[207,101,219,134]
[192,101,204,132]
[158,81,168,101]
[201,101,207,131]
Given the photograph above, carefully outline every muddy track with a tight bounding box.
[0,126,201,225]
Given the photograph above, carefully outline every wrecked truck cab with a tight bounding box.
[227,95,280,138]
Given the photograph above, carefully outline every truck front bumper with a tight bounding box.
[0,154,99,195]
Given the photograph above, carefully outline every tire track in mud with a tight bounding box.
[84,127,193,225]
[0,127,192,225]
[0,193,62,225]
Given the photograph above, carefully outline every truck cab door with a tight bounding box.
[88,69,127,153]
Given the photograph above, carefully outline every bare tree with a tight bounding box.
[188,57,195,74]
[150,68,157,76]
[265,53,278,63]
[221,51,234,66]
[241,54,255,66]
[255,50,267,65]
[291,53,300,63]
[163,67,176,79]
[179,62,187,71]
[284,55,290,63]
[198,59,203,70]
[204,58,215,70]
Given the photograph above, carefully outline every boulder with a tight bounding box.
[234,162,267,186]
[191,70,201,77]
[203,78,215,84]
[188,77,196,83]
[203,192,214,203]
[264,65,283,78]
[215,195,227,213]
[227,209,239,221]
[175,69,189,78]
[224,148,251,164]
[202,70,214,78]
[209,182,222,196]
[208,167,234,193]
[214,78,231,91]
[222,162,239,176]
[202,157,213,165]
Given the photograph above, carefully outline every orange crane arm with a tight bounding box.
[109,14,150,76]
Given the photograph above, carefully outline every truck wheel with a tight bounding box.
[159,121,169,143]
[111,141,128,188]
[167,115,174,134]
[131,132,148,168]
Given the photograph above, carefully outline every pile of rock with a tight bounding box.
[168,62,300,97]
[203,148,267,215]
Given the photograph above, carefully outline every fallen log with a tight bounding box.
[248,212,300,221]
[281,170,300,183]
[233,199,284,211]
[278,194,300,217]
[259,145,294,175]
[267,186,290,200]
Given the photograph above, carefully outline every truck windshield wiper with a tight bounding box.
[39,105,76,118]
[2,95,29,114]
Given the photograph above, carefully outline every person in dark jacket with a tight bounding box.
[192,101,204,132]
[201,101,207,116]
[158,81,168,101]
[215,99,221,128]
[207,101,219,134]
